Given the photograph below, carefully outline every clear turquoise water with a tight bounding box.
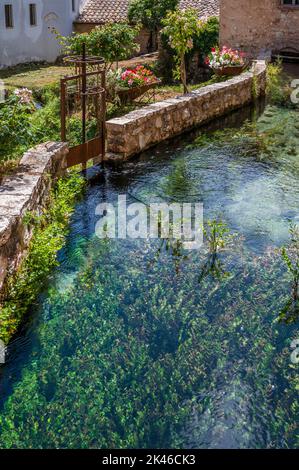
[0,95,298,448]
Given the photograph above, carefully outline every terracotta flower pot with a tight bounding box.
[116,81,160,105]
[212,63,247,77]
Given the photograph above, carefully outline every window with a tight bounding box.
[72,0,76,12]
[29,4,37,26]
[282,0,299,5]
[4,4,13,28]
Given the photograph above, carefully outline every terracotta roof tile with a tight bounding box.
[180,0,219,19]
[76,0,219,24]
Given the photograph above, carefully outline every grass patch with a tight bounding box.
[0,63,70,92]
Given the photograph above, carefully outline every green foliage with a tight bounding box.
[0,93,36,163]
[0,86,61,170]
[192,16,219,59]
[157,16,219,85]
[0,172,85,344]
[30,95,61,141]
[162,9,206,92]
[0,235,297,448]
[57,23,140,69]
[0,85,91,170]
[128,0,178,30]
[266,61,294,106]
[280,223,299,322]
[203,219,231,254]
[281,223,299,278]
[189,104,299,163]
[197,220,233,282]
[0,95,298,448]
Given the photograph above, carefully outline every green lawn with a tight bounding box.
[0,63,71,91]
[0,54,159,92]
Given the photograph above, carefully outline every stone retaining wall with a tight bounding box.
[0,62,266,293]
[106,61,267,160]
[0,142,68,292]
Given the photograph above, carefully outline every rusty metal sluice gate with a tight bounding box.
[60,45,106,169]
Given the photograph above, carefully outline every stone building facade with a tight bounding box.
[220,0,299,57]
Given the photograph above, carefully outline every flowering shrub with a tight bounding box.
[205,46,245,69]
[14,87,33,105]
[119,66,158,88]
[108,66,158,90]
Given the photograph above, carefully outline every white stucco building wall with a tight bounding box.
[0,0,87,67]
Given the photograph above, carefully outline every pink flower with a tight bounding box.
[14,87,33,104]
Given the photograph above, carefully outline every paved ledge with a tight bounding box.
[106,61,267,160]
[0,142,68,292]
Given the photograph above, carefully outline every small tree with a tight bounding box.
[128,0,178,50]
[56,23,140,70]
[162,9,205,93]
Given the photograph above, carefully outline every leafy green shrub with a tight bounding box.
[128,0,178,51]
[0,92,35,163]
[159,16,219,85]
[30,94,61,141]
[192,16,219,60]
[128,0,178,30]
[56,23,140,70]
[266,61,295,106]
[0,85,62,171]
[162,8,206,93]
[0,172,85,344]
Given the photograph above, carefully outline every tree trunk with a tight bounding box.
[180,54,189,94]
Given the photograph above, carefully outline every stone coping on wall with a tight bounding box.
[0,142,68,292]
[106,60,267,160]
[0,61,266,294]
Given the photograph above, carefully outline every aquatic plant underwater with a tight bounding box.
[0,80,298,449]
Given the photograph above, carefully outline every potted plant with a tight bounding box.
[107,66,160,104]
[205,46,247,76]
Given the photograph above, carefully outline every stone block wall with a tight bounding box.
[0,142,68,292]
[106,61,266,160]
[0,61,266,292]
[220,0,299,57]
